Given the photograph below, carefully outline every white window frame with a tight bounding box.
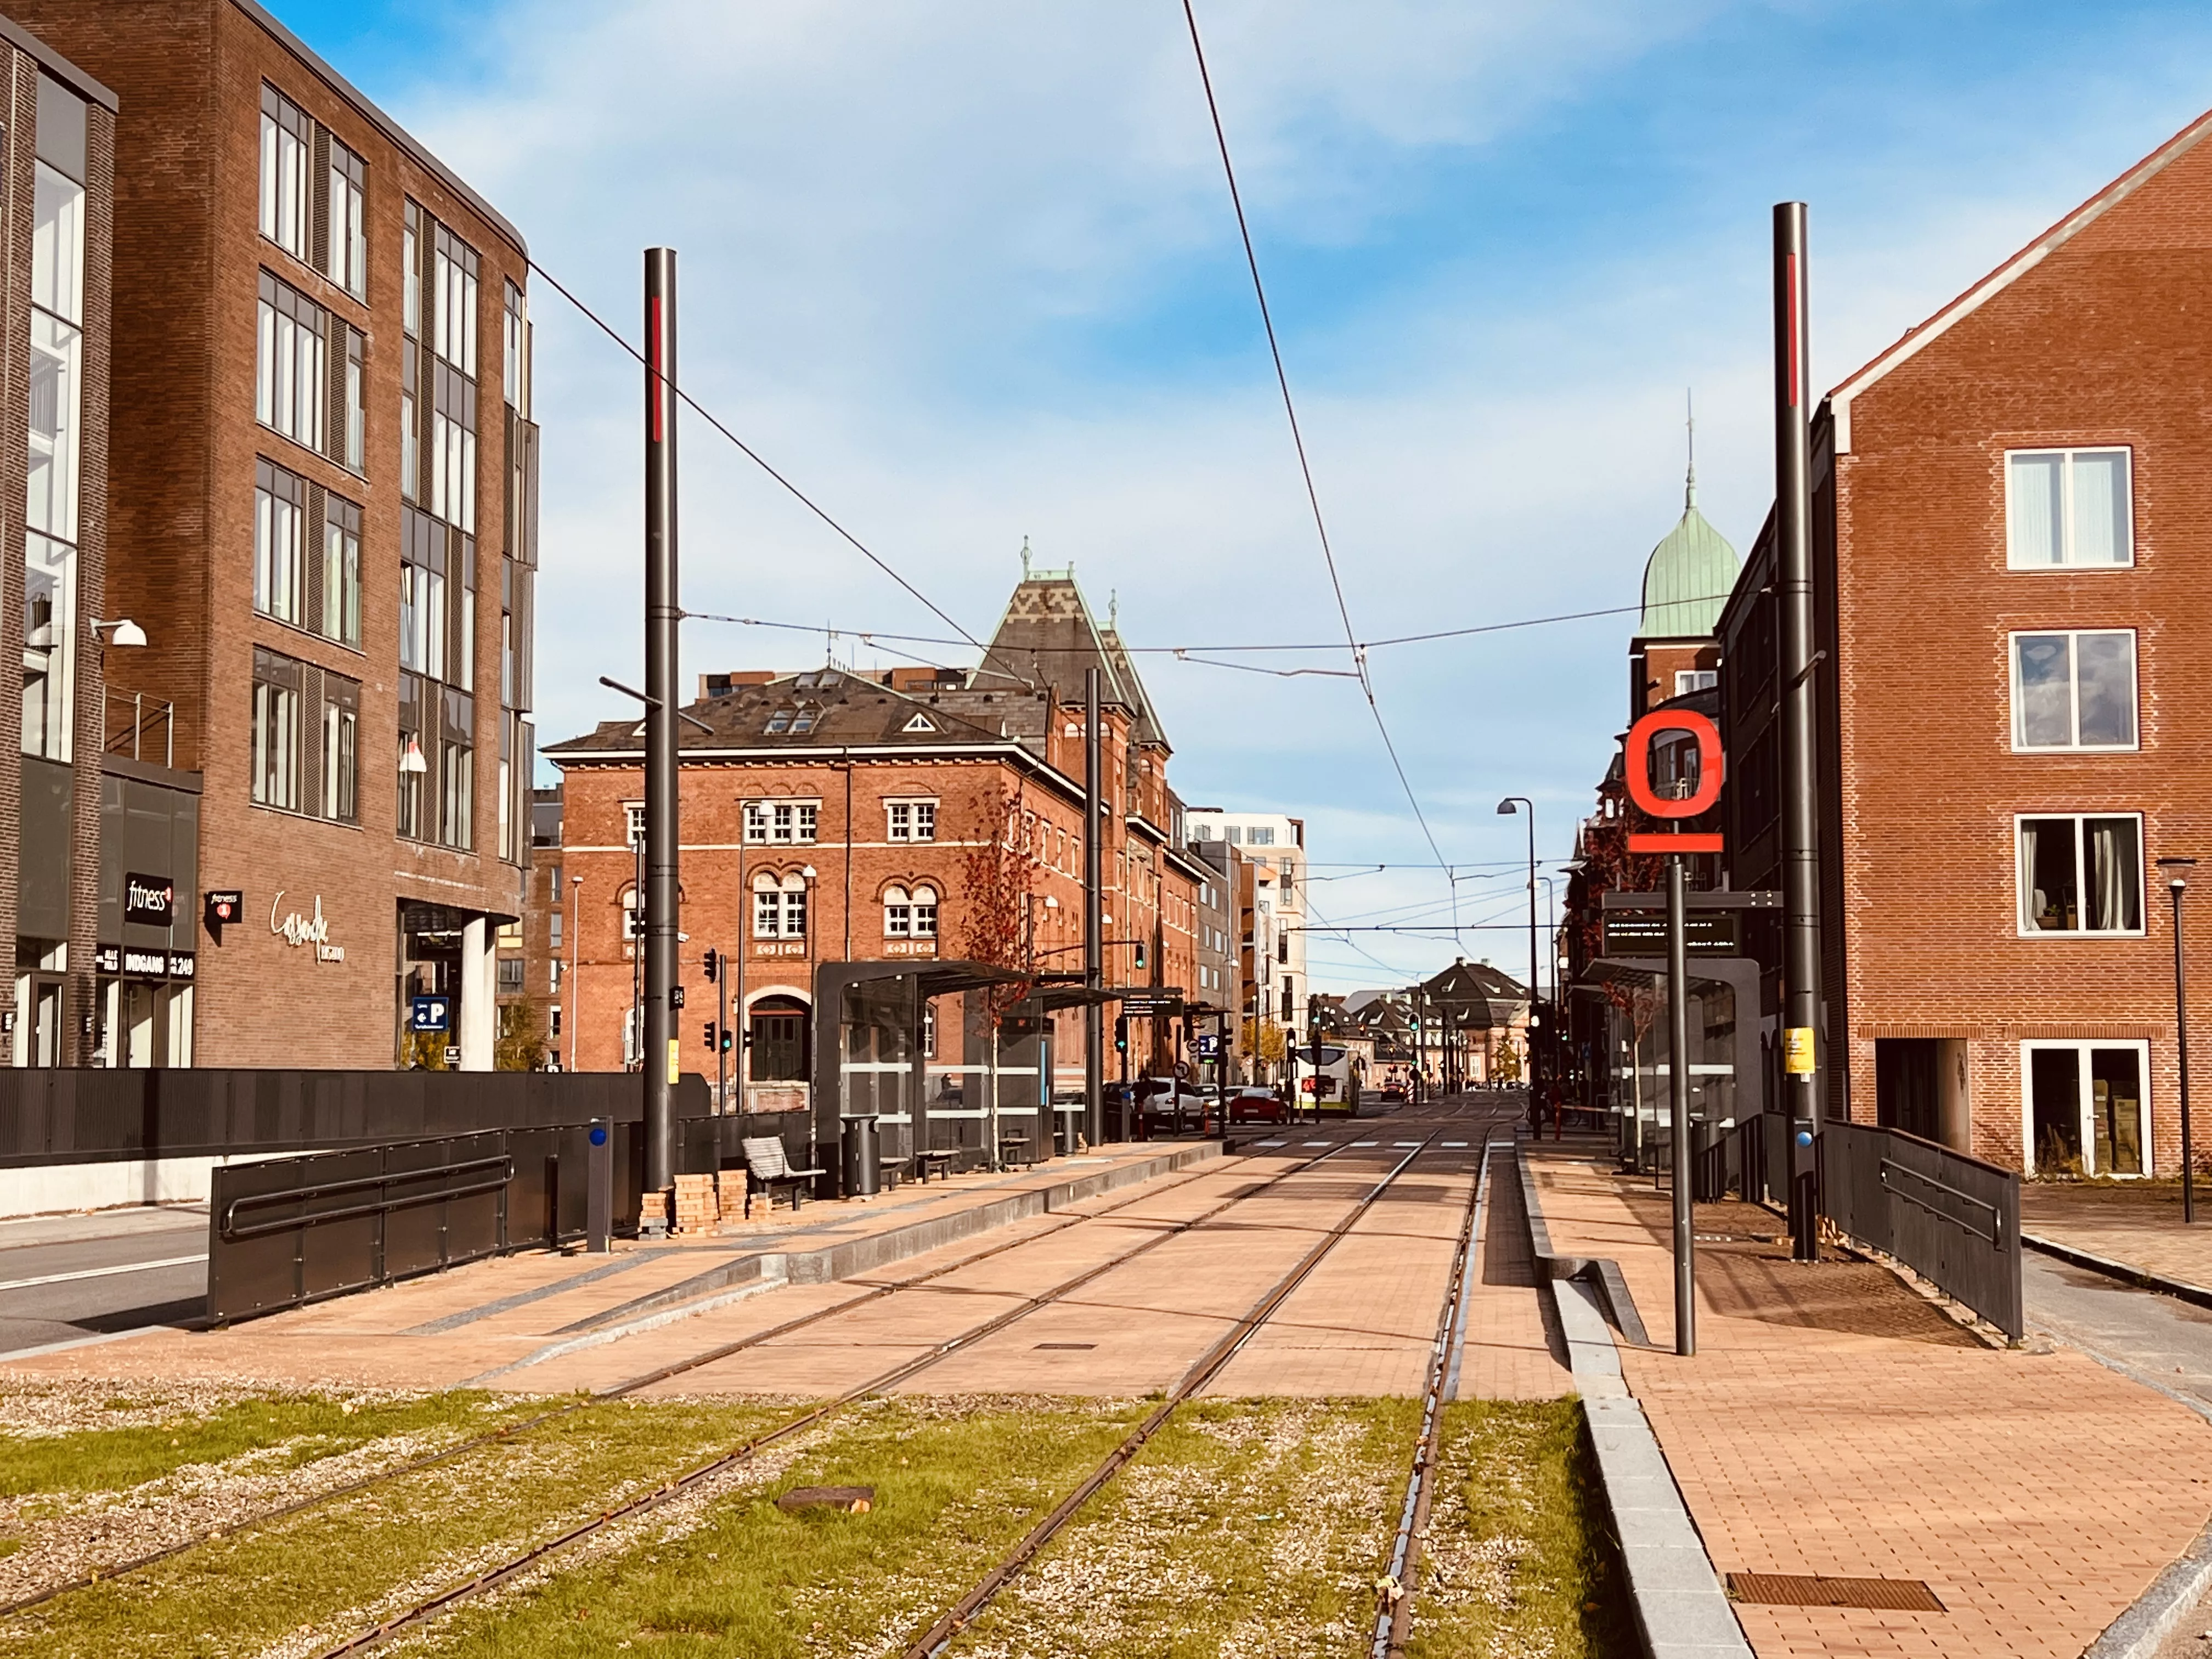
[1673,668,1718,696]
[623,803,646,847]
[2019,1038,2152,1178]
[2004,447,2134,570]
[887,798,938,843]
[752,873,806,940]
[883,885,911,938]
[2008,629,2138,753]
[2013,811,2145,937]
[912,885,939,938]
[744,799,820,845]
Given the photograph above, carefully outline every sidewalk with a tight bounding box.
[2022,1181,2212,1294]
[1527,1142,2212,1659]
[0,1138,1217,1395]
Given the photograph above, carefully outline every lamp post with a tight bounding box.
[2162,856,2198,1223]
[1498,797,1538,1111]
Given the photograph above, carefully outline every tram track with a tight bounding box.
[0,1129,1344,1621]
[894,1127,1456,1659]
[294,1125,1386,1657]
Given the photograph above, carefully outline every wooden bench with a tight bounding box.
[997,1135,1034,1170]
[911,1149,960,1183]
[741,1136,826,1218]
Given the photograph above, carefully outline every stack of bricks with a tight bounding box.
[672,1173,720,1235]
[717,1170,749,1222]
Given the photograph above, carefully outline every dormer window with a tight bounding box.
[904,713,935,733]
[791,706,817,735]
[764,708,793,734]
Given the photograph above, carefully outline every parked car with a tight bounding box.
[1227,1085,1289,1125]
[1133,1077,1211,1132]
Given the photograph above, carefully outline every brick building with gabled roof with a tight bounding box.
[546,568,1213,1114]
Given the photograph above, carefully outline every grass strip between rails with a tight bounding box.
[5,1397,791,1659]
[1406,1398,1636,1658]
[948,1397,1423,1659]
[0,1392,523,1498]
[390,1396,1152,1659]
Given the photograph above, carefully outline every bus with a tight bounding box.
[1291,1043,1362,1116]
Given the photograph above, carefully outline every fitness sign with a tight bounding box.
[1623,709,1725,855]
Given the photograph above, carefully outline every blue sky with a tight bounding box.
[268,0,2212,991]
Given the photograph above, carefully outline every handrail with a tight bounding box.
[220,1155,512,1240]
[1878,1157,2002,1246]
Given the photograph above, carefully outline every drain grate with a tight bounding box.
[1034,1342,1096,1351]
[1726,1572,1945,1611]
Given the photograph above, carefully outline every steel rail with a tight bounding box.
[1372,1133,1494,1656]
[897,1131,1449,1659]
[299,1133,1375,1658]
[0,1137,1307,1620]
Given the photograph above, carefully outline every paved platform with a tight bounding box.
[2022,1181,2212,1293]
[0,1138,1222,1393]
[1528,1141,2212,1659]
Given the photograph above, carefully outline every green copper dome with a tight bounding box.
[1636,483,1739,640]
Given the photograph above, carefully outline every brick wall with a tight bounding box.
[1828,120,2212,1176]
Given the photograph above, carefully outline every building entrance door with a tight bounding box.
[2025,1041,2148,1176]
[1875,1039,1940,1141]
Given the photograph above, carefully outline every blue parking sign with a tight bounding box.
[410,995,451,1034]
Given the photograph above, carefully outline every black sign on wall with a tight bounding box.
[123,872,175,927]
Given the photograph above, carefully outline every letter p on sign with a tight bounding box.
[1625,709,1724,854]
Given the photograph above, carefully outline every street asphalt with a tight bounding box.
[0,1205,209,1356]
[2025,1248,2212,1417]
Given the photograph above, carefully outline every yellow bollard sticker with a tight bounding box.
[667,1039,681,1085]
[1783,1026,1816,1075]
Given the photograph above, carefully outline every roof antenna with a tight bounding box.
[1685,387,1697,513]
[1109,589,1118,630]
[1020,535,1031,579]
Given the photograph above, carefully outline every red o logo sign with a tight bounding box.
[1624,711,1724,853]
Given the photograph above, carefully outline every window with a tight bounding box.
[399,539,445,679]
[887,800,936,842]
[254,459,304,625]
[764,709,792,734]
[496,957,525,994]
[325,137,366,298]
[404,202,420,341]
[323,493,362,647]
[2024,1041,2148,1177]
[440,687,473,849]
[1225,826,1243,844]
[1674,669,1718,696]
[2011,630,2136,751]
[2017,814,2142,934]
[623,887,642,940]
[504,281,526,410]
[257,271,325,452]
[398,674,426,839]
[753,874,808,939]
[625,804,647,846]
[913,885,938,938]
[884,885,911,937]
[790,706,816,734]
[258,86,311,260]
[22,532,74,761]
[252,648,358,823]
[435,224,480,377]
[744,800,818,844]
[2007,448,2132,568]
[549,911,563,950]
[1249,826,1276,846]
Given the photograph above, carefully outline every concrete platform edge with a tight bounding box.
[1516,1136,1754,1659]
[2083,1513,2212,1659]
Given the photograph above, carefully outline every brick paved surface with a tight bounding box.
[1529,1143,2212,1658]
[2022,1181,2212,1289]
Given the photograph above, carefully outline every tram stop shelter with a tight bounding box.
[1579,948,1764,1175]
[809,961,1118,1198]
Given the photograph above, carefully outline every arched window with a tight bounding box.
[883,884,911,938]
[620,885,641,941]
[753,870,807,939]
[747,992,809,1081]
[912,885,939,938]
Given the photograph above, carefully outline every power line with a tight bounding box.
[1178,0,1454,915]
[526,259,988,656]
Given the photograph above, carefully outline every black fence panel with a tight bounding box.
[207,1123,619,1323]
[1822,1119,2022,1339]
[2,1070,709,1167]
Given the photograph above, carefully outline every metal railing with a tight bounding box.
[1821,1119,2022,1339]
[104,689,175,767]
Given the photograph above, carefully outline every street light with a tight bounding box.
[2161,856,2197,1223]
[1498,797,1538,1111]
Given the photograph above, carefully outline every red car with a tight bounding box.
[1227,1086,1289,1125]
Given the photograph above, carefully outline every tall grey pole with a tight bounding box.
[1773,202,1822,1262]
[642,247,680,1219]
[1084,668,1104,1147]
[1668,855,1695,1355]
[568,874,582,1072]
[2171,874,2196,1223]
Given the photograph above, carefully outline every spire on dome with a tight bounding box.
[1685,387,1697,512]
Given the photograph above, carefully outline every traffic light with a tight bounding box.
[703,1021,717,1048]
[1133,942,1147,970]
[719,1026,735,1054]
[702,947,719,981]
[1114,1015,1129,1053]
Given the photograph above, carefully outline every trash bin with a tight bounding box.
[840,1114,881,1198]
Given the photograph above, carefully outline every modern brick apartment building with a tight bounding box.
[13,0,539,1068]
[1717,107,2212,1178]
[548,571,1209,1113]
[0,20,116,1066]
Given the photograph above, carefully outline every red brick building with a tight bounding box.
[546,571,1210,1114]
[14,0,540,1069]
[1719,109,2212,1178]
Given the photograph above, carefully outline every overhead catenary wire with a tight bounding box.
[1178,0,1455,914]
